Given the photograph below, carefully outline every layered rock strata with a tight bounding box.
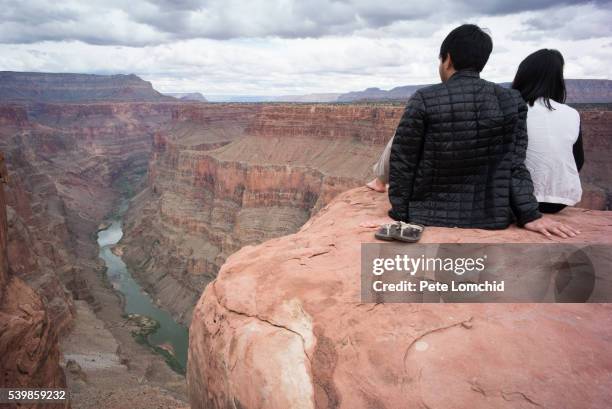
[0,72,173,103]
[120,104,404,323]
[0,100,190,405]
[121,104,611,324]
[0,101,180,332]
[578,109,612,209]
[0,151,68,409]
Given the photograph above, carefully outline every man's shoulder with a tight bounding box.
[488,81,523,103]
[474,80,525,113]
[409,78,525,112]
[413,82,446,97]
[414,78,520,97]
[408,83,449,109]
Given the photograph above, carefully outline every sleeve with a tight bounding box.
[387,91,426,222]
[510,96,542,227]
[573,126,584,172]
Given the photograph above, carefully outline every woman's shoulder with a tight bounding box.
[530,99,580,121]
[550,100,580,118]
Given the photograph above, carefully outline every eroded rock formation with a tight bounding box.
[188,186,612,409]
[120,104,404,323]
[579,109,612,209]
[0,102,180,321]
[0,151,68,408]
[121,103,612,324]
[0,99,188,405]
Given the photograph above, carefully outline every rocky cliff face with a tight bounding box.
[0,72,174,102]
[120,103,612,324]
[0,101,181,334]
[119,104,403,323]
[0,151,68,408]
[0,153,8,293]
[0,100,193,405]
[188,186,612,409]
[0,106,75,335]
[578,109,612,209]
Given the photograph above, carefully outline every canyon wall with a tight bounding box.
[120,103,612,324]
[578,109,612,209]
[188,186,612,409]
[0,151,68,408]
[120,104,404,324]
[0,100,194,405]
[0,106,75,335]
[0,101,181,337]
[3,100,605,334]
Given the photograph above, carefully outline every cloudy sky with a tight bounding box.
[1,0,611,96]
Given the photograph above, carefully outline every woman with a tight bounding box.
[512,49,584,213]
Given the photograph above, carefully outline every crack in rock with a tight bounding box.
[402,317,474,373]
[502,390,543,407]
[211,281,313,365]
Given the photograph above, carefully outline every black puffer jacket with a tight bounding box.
[388,70,541,229]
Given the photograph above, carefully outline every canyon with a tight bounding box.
[0,101,178,331]
[0,100,190,408]
[119,102,612,325]
[119,103,407,324]
[0,72,611,408]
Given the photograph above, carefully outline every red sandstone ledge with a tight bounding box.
[188,187,612,409]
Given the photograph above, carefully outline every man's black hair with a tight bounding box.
[511,49,566,110]
[439,24,493,72]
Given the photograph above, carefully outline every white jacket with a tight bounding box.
[525,98,582,205]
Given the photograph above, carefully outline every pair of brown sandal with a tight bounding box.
[375,221,424,243]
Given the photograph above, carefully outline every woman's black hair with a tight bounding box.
[512,49,566,110]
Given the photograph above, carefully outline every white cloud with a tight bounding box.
[1,0,604,44]
[0,1,610,96]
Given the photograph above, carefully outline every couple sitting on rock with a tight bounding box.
[367,24,582,241]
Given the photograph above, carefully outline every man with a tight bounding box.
[377,24,577,239]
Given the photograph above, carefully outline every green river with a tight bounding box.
[97,214,189,373]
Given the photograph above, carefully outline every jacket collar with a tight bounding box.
[448,69,480,81]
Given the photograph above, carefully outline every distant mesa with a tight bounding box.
[207,80,612,104]
[206,93,341,103]
[164,92,208,102]
[0,71,174,103]
[2,71,609,105]
[271,93,342,103]
[337,84,425,102]
[337,79,612,103]
[562,79,612,103]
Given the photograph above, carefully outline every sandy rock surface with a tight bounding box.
[188,187,612,409]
